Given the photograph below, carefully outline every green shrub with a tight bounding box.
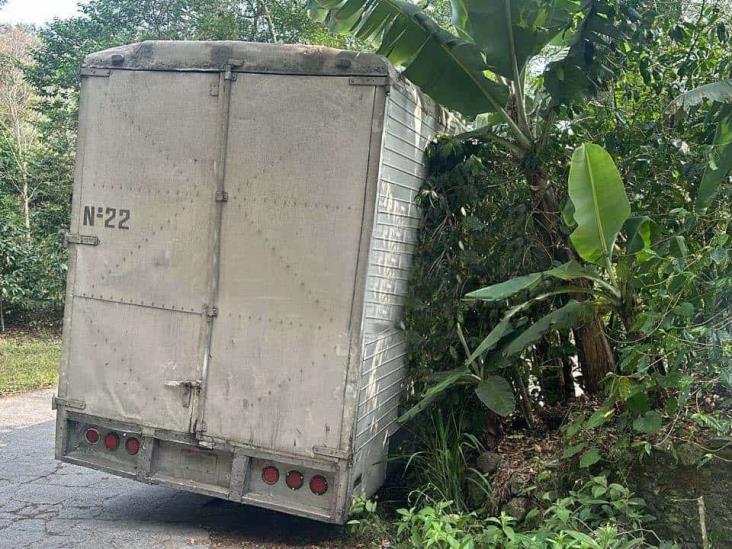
[349,476,666,548]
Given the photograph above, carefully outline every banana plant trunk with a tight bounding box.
[525,166,616,394]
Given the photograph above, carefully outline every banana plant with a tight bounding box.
[310,0,640,394]
[399,143,644,423]
[308,0,636,155]
[669,78,732,211]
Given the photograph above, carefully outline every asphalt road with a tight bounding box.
[0,389,346,549]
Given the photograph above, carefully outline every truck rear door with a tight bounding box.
[198,74,379,455]
[60,70,221,433]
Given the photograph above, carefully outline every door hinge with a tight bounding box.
[349,76,389,89]
[204,305,218,318]
[52,394,86,411]
[78,67,112,78]
[64,233,99,247]
[223,59,243,81]
[215,190,228,202]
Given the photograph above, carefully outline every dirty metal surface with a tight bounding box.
[82,40,389,78]
[63,70,220,434]
[202,74,377,455]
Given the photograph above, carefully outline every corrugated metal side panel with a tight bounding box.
[350,80,444,497]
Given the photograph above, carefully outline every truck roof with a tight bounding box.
[82,40,393,77]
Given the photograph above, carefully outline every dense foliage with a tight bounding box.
[311,0,732,545]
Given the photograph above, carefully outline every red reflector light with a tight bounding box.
[103,432,119,450]
[125,437,140,455]
[262,466,279,485]
[85,428,100,444]
[285,470,304,490]
[310,475,328,496]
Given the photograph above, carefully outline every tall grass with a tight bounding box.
[404,409,491,513]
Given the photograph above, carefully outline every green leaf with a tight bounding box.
[721,370,732,389]
[502,300,586,357]
[450,0,580,79]
[632,411,663,434]
[398,366,474,424]
[466,260,617,305]
[464,316,513,366]
[544,261,620,298]
[696,105,732,210]
[562,442,587,458]
[565,531,601,548]
[568,144,631,265]
[310,0,509,117]
[579,447,602,468]
[623,216,656,254]
[465,272,542,302]
[585,404,614,429]
[626,392,651,413]
[668,235,688,258]
[669,78,732,112]
[673,302,696,318]
[475,375,516,416]
[562,197,576,227]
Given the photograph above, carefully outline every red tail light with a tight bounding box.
[103,432,119,450]
[85,428,100,444]
[262,466,279,485]
[285,470,304,490]
[125,437,140,455]
[310,475,328,495]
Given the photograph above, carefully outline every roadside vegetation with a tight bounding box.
[0,325,60,395]
[0,0,730,546]
[311,0,732,546]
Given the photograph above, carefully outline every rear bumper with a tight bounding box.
[55,409,349,523]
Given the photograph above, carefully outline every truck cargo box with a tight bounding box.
[54,40,453,523]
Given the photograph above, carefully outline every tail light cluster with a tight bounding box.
[85,427,139,456]
[261,465,328,496]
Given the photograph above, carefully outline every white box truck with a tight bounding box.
[54,40,452,523]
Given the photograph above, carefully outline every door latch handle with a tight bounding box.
[164,380,201,407]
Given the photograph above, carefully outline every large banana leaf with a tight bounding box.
[696,105,732,210]
[502,300,585,356]
[308,0,508,116]
[464,271,542,301]
[450,0,580,79]
[464,260,616,304]
[568,144,630,265]
[669,79,732,112]
[475,375,516,416]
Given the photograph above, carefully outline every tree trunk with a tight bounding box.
[22,179,31,241]
[524,165,616,394]
[573,318,615,393]
[483,409,502,450]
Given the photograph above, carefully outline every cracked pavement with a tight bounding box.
[0,389,345,548]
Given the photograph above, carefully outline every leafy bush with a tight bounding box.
[349,476,661,548]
